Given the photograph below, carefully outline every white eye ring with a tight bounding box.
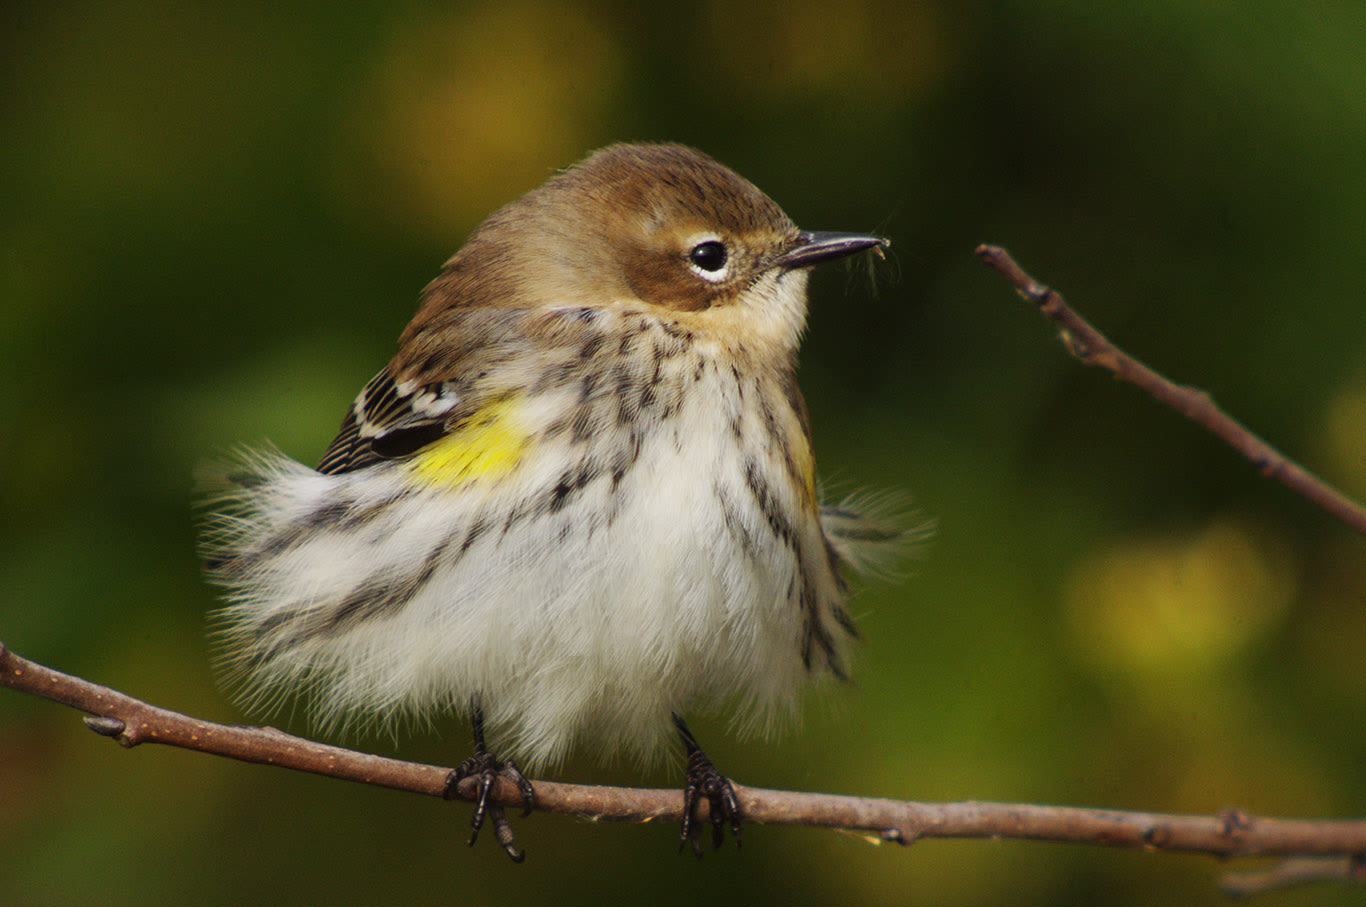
[686,235,730,282]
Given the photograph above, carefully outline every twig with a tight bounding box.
[4,640,1366,867]
[1220,855,1366,898]
[974,244,1366,537]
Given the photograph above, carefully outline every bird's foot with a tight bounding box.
[674,715,742,856]
[443,712,535,862]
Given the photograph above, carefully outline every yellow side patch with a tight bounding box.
[408,397,529,488]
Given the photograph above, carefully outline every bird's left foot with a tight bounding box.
[674,715,742,856]
[442,708,535,862]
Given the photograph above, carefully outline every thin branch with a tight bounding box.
[5,640,1366,867]
[1220,855,1366,898]
[974,244,1366,537]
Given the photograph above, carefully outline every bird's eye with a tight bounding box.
[688,240,728,274]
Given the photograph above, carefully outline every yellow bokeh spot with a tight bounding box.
[409,397,528,488]
[1063,518,1296,687]
[335,1,624,240]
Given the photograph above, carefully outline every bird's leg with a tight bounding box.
[442,705,536,863]
[673,714,742,856]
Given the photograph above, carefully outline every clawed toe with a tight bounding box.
[443,708,536,862]
[674,715,743,856]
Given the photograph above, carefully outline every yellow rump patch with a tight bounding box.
[408,397,529,488]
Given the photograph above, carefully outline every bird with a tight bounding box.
[201,141,907,860]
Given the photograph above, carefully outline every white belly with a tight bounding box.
[209,367,838,770]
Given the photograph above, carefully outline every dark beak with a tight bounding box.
[777,231,889,269]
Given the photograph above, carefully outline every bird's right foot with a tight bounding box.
[443,708,535,862]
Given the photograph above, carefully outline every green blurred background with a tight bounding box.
[3,1,1365,903]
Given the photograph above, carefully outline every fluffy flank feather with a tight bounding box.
[820,490,934,578]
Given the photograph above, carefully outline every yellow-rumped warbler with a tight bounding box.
[202,142,907,859]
